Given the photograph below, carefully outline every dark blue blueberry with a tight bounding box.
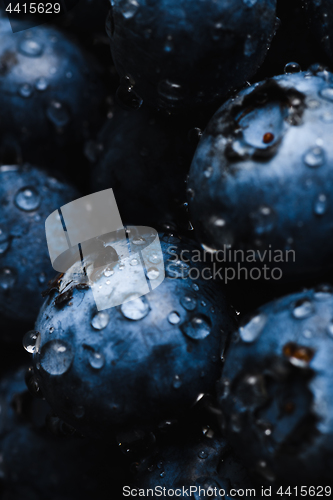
[30,232,236,437]
[0,164,79,338]
[0,365,125,500]
[0,15,106,169]
[188,70,333,278]
[90,105,197,229]
[134,430,259,499]
[218,285,333,486]
[304,0,333,64]
[106,0,277,113]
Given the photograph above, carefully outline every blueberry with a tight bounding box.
[0,365,126,500]
[188,70,333,278]
[304,0,333,64]
[106,0,277,113]
[29,232,236,437]
[134,430,258,499]
[218,285,333,486]
[90,105,196,229]
[0,16,106,168]
[0,164,79,338]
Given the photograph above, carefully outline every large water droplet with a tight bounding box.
[40,340,74,375]
[314,193,327,215]
[120,0,139,18]
[180,295,197,311]
[91,311,110,330]
[239,313,267,342]
[0,267,16,290]
[19,38,44,57]
[146,267,160,280]
[148,252,161,264]
[172,374,182,389]
[46,101,70,128]
[132,236,146,246]
[168,311,180,325]
[304,146,325,167]
[22,330,40,353]
[292,298,315,319]
[121,296,150,320]
[284,62,301,74]
[15,187,40,211]
[198,450,208,459]
[181,315,211,340]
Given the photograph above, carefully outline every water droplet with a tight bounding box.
[104,269,114,277]
[304,146,325,168]
[314,193,327,215]
[172,374,182,389]
[146,267,160,280]
[239,313,267,343]
[180,295,197,311]
[38,272,46,285]
[166,260,190,278]
[198,450,208,459]
[0,267,16,290]
[164,35,173,52]
[88,350,105,370]
[203,166,213,178]
[314,283,333,300]
[181,315,211,340]
[168,311,181,325]
[244,34,256,56]
[230,413,243,433]
[91,311,110,330]
[0,228,10,255]
[15,187,40,211]
[19,38,44,57]
[132,237,146,246]
[251,206,275,235]
[292,298,315,319]
[160,471,166,478]
[284,62,301,74]
[283,342,314,368]
[148,252,161,264]
[18,83,33,98]
[49,327,54,334]
[40,340,74,375]
[119,263,125,270]
[121,296,150,320]
[22,330,40,353]
[120,0,139,18]
[192,283,199,291]
[130,258,139,266]
[46,101,70,128]
[320,86,333,102]
[158,80,183,102]
[255,460,276,482]
[35,77,48,91]
[320,111,333,123]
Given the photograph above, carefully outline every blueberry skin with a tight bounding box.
[106,0,277,113]
[135,432,259,499]
[0,164,79,336]
[304,0,333,63]
[91,105,196,228]
[218,285,333,486]
[0,366,125,500]
[31,233,236,437]
[0,17,106,167]
[188,70,333,278]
